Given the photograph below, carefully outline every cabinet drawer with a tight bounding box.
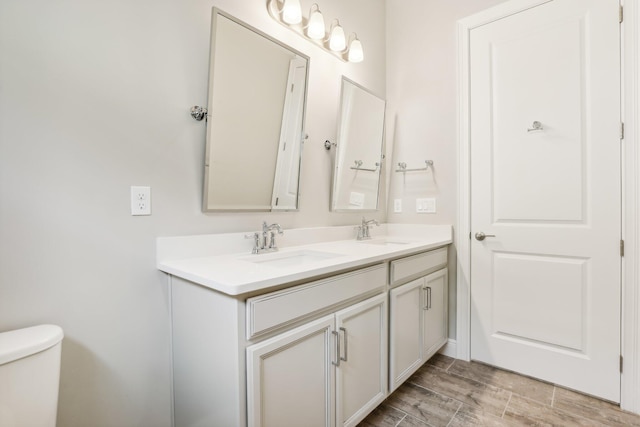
[247,264,387,339]
[390,247,447,287]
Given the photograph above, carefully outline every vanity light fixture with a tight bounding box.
[282,0,302,24]
[347,34,364,63]
[306,4,325,40]
[328,20,346,51]
[266,0,363,63]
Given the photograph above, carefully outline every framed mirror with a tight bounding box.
[331,77,386,211]
[203,9,309,212]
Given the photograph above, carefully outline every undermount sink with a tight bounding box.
[358,238,413,246]
[240,250,344,268]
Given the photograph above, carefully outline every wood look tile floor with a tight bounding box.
[358,354,640,427]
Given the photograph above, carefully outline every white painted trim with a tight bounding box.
[622,0,640,414]
[438,339,458,359]
[456,0,640,413]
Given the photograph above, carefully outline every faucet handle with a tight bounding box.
[244,232,260,254]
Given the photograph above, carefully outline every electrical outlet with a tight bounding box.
[131,186,151,215]
[394,199,402,213]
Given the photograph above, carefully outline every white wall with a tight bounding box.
[385,0,509,338]
[0,0,385,425]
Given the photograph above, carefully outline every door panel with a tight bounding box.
[246,315,335,427]
[492,18,584,222]
[389,278,424,392]
[470,0,620,402]
[335,293,387,427]
[492,252,587,351]
[423,269,448,358]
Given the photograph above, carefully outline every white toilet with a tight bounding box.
[0,324,64,427]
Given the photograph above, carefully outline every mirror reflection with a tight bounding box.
[331,77,386,211]
[203,9,309,212]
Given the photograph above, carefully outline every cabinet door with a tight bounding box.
[246,314,336,427]
[389,277,424,392]
[335,293,388,427]
[423,268,448,359]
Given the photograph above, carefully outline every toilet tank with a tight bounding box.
[0,324,64,427]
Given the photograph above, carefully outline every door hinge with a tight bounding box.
[621,122,625,140]
[620,355,624,373]
[620,5,624,23]
[621,240,625,257]
[469,232,472,240]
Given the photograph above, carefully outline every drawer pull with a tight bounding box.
[339,327,348,362]
[423,286,432,310]
[332,330,341,367]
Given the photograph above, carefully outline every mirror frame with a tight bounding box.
[203,8,310,212]
[330,77,386,212]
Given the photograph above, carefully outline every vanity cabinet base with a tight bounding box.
[170,276,247,427]
[168,247,449,427]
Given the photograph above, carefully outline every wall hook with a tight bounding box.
[527,121,543,132]
[191,106,208,121]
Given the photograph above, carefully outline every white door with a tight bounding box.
[335,294,387,427]
[246,315,335,427]
[470,0,621,402]
[271,57,306,210]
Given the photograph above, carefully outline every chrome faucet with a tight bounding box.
[263,221,283,250]
[245,222,284,254]
[356,217,379,240]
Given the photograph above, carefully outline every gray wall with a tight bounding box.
[385,0,509,339]
[0,0,385,425]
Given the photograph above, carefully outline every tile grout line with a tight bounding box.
[405,380,467,408]
[445,358,456,372]
[436,361,557,407]
[551,386,556,407]
[501,391,513,419]
[445,402,463,427]
[394,414,407,427]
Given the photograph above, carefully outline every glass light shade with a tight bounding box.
[329,23,346,51]
[307,9,325,40]
[282,0,302,24]
[348,38,364,62]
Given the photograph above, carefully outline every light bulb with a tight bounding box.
[329,21,346,51]
[348,37,364,62]
[307,5,325,40]
[282,0,302,24]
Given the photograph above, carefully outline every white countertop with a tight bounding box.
[157,224,452,296]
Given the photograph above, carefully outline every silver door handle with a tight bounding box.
[475,232,496,241]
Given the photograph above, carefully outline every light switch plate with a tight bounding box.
[394,199,402,213]
[416,198,436,213]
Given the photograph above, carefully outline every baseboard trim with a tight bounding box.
[438,339,457,358]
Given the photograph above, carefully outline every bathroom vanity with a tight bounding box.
[157,224,451,427]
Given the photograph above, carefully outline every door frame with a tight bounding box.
[455,0,640,412]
